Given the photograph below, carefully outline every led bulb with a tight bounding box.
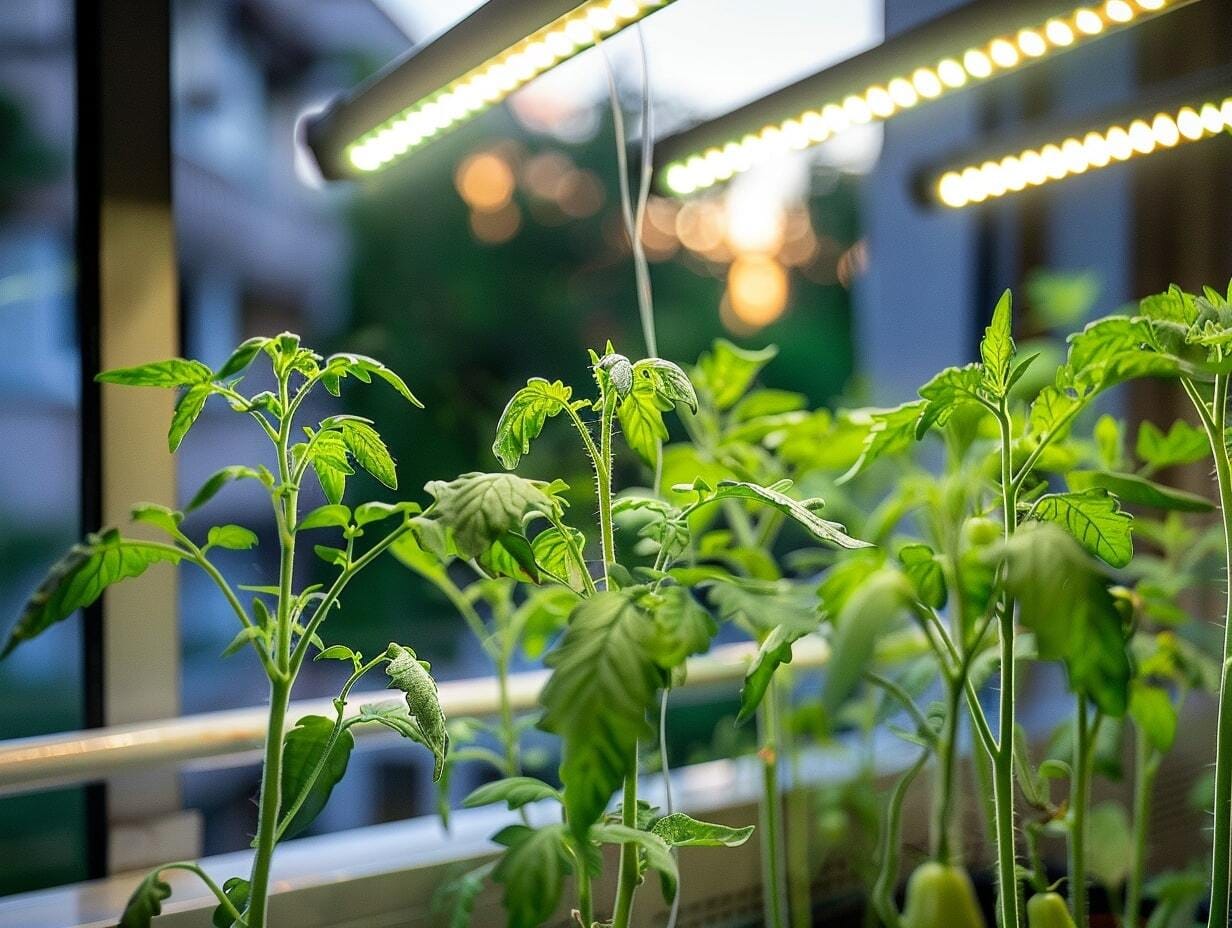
[1201,103,1224,133]
[1083,131,1110,167]
[938,171,967,207]
[912,67,943,99]
[843,94,872,124]
[1075,8,1105,34]
[937,58,967,88]
[988,39,1020,69]
[980,160,1007,196]
[1105,126,1133,160]
[801,110,829,142]
[1176,107,1204,140]
[888,77,919,108]
[1001,155,1027,191]
[1104,0,1134,22]
[1151,113,1180,147]
[1017,29,1047,57]
[865,85,895,118]
[1128,119,1155,154]
[1021,150,1047,185]
[963,49,993,79]
[821,103,849,133]
[1061,138,1089,173]
[1045,19,1075,46]
[961,166,987,202]
[1040,143,1066,179]
[1135,0,1166,8]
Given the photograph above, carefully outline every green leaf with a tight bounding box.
[646,586,717,670]
[631,358,699,413]
[98,358,213,388]
[315,644,357,663]
[539,591,663,837]
[324,353,423,406]
[354,501,417,526]
[131,502,183,537]
[592,823,678,901]
[3,530,182,658]
[1129,682,1177,753]
[1027,385,1082,442]
[341,420,397,489]
[980,289,1015,395]
[1065,316,1179,394]
[1087,802,1133,889]
[839,402,925,482]
[686,479,871,550]
[704,576,820,637]
[694,339,777,410]
[298,504,351,531]
[1068,470,1213,512]
[354,700,433,748]
[915,364,986,437]
[385,643,449,780]
[618,378,672,466]
[650,812,755,847]
[477,531,540,583]
[423,472,556,560]
[215,337,270,380]
[530,525,588,592]
[898,544,947,609]
[1000,524,1131,715]
[1136,419,1210,471]
[279,714,355,839]
[492,378,577,469]
[737,625,807,724]
[210,876,249,928]
[491,824,572,928]
[463,776,562,810]
[1030,489,1133,568]
[220,625,266,658]
[314,544,347,566]
[118,868,173,928]
[311,430,351,505]
[210,877,249,928]
[188,465,262,511]
[207,524,259,550]
[169,383,212,452]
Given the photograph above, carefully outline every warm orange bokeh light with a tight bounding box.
[727,254,789,327]
[456,152,515,212]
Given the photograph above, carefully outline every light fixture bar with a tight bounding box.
[926,82,1232,208]
[656,0,1196,196]
[306,0,675,179]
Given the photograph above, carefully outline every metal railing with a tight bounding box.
[0,637,830,798]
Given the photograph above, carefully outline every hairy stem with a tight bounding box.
[758,676,787,928]
[247,675,291,928]
[1126,726,1160,927]
[1183,373,1232,928]
[611,747,640,928]
[1069,698,1092,926]
[993,404,1022,928]
[873,750,930,928]
[934,676,962,864]
[597,391,617,586]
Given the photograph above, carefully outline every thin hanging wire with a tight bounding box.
[596,26,657,360]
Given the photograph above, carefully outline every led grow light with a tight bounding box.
[930,93,1232,207]
[305,0,675,179]
[657,0,1194,196]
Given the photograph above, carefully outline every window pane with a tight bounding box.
[0,0,87,896]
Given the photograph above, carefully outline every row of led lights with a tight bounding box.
[348,0,670,173]
[935,97,1232,207]
[662,0,1172,195]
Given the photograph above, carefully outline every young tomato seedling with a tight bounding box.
[2,335,447,928]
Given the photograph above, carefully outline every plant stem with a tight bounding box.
[758,675,788,928]
[934,676,962,864]
[611,747,640,928]
[1070,698,1092,927]
[597,391,617,587]
[992,404,1022,928]
[247,675,291,928]
[1126,726,1159,928]
[1205,373,1232,928]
